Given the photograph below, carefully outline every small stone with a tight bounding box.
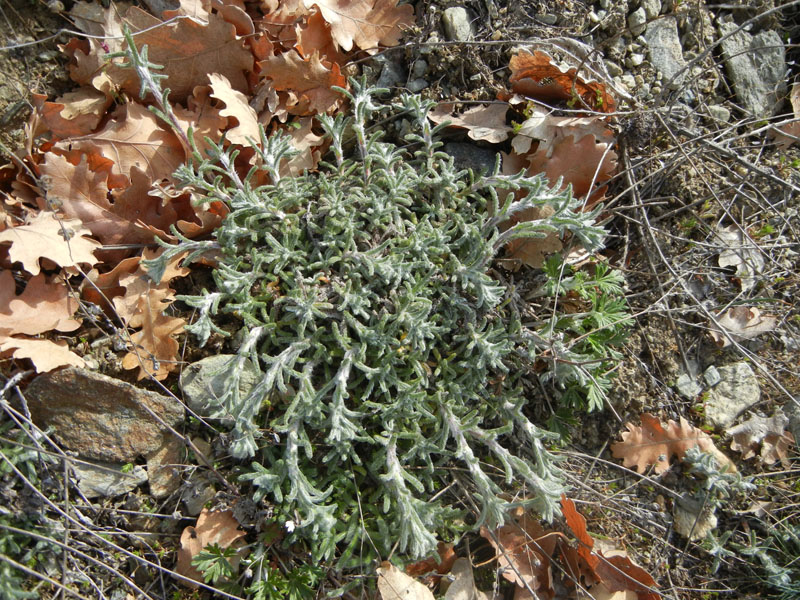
[419,33,439,55]
[605,60,624,77]
[536,14,558,25]
[182,474,216,516]
[411,59,428,79]
[620,74,637,91]
[703,365,722,387]
[641,0,661,19]
[589,11,601,24]
[676,373,703,399]
[628,7,647,36]
[72,460,148,499]
[644,16,686,90]
[146,437,183,498]
[704,362,760,429]
[180,355,261,420]
[442,7,474,41]
[628,53,645,67]
[407,78,429,93]
[374,55,406,91]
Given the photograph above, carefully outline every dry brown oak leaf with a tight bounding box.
[31,88,111,139]
[175,508,248,589]
[0,271,81,336]
[0,211,100,276]
[260,50,347,115]
[611,413,736,474]
[309,0,415,54]
[428,103,513,144]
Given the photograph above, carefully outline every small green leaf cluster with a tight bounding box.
[147,78,619,564]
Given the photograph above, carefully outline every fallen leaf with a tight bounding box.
[728,410,795,468]
[444,558,490,600]
[175,508,248,588]
[282,116,325,175]
[480,508,557,599]
[709,306,777,348]
[32,88,111,138]
[713,223,764,292]
[209,73,261,146]
[52,103,185,185]
[611,413,736,474]
[772,82,800,149]
[429,103,512,144]
[308,0,414,54]
[500,205,563,268]
[561,496,599,579]
[0,271,81,336]
[0,336,85,372]
[672,493,717,542]
[525,133,617,202]
[405,542,456,581]
[0,212,100,276]
[510,50,615,114]
[593,554,659,600]
[260,50,347,115]
[377,561,435,600]
[511,107,614,156]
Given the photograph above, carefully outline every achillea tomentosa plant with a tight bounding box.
[147,78,614,563]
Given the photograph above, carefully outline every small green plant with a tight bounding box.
[192,543,239,584]
[145,76,627,564]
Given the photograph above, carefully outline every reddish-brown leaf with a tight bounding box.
[310,0,414,54]
[0,271,81,336]
[260,50,346,115]
[611,413,736,474]
[175,508,248,588]
[32,88,111,138]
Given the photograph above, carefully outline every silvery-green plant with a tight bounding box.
[146,76,616,563]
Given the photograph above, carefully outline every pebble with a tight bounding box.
[411,59,428,79]
[707,105,731,122]
[628,53,645,67]
[605,60,624,77]
[628,8,647,36]
[407,78,429,93]
[536,14,558,25]
[641,0,661,19]
[442,7,474,41]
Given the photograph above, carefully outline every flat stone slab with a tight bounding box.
[26,368,183,463]
[704,362,760,429]
[72,460,148,499]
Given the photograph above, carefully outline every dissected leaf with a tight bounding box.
[510,50,615,113]
[0,335,85,372]
[209,73,261,146]
[480,508,557,600]
[32,88,111,138]
[728,410,795,467]
[709,305,778,348]
[377,561,435,600]
[713,223,764,292]
[52,103,185,185]
[525,133,617,202]
[501,204,563,268]
[0,271,81,336]
[428,103,512,143]
[611,413,736,474]
[307,0,414,54]
[511,107,614,156]
[175,508,248,588]
[260,50,347,115]
[772,82,800,149]
[444,558,490,600]
[0,212,100,276]
[405,542,456,581]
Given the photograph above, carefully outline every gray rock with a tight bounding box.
[442,7,474,42]
[704,362,760,429]
[536,14,558,26]
[644,17,686,90]
[374,55,406,91]
[718,21,786,118]
[641,0,661,19]
[707,105,731,122]
[605,60,624,77]
[180,354,260,419]
[182,474,216,516]
[72,460,148,499]
[25,368,183,463]
[628,7,647,36]
[411,59,428,79]
[703,365,721,387]
[676,373,703,399]
[444,142,499,175]
[407,78,429,93]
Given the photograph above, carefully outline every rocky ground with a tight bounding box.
[1,0,799,598]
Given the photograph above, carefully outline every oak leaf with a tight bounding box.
[307,0,414,53]
[377,562,435,600]
[709,306,777,348]
[52,103,185,185]
[611,413,736,474]
[510,50,615,113]
[208,73,261,146]
[32,88,111,138]
[0,336,85,372]
[0,271,81,336]
[511,107,614,156]
[428,103,512,144]
[772,82,800,149]
[405,542,456,583]
[260,50,346,115]
[175,508,248,588]
[0,212,100,276]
